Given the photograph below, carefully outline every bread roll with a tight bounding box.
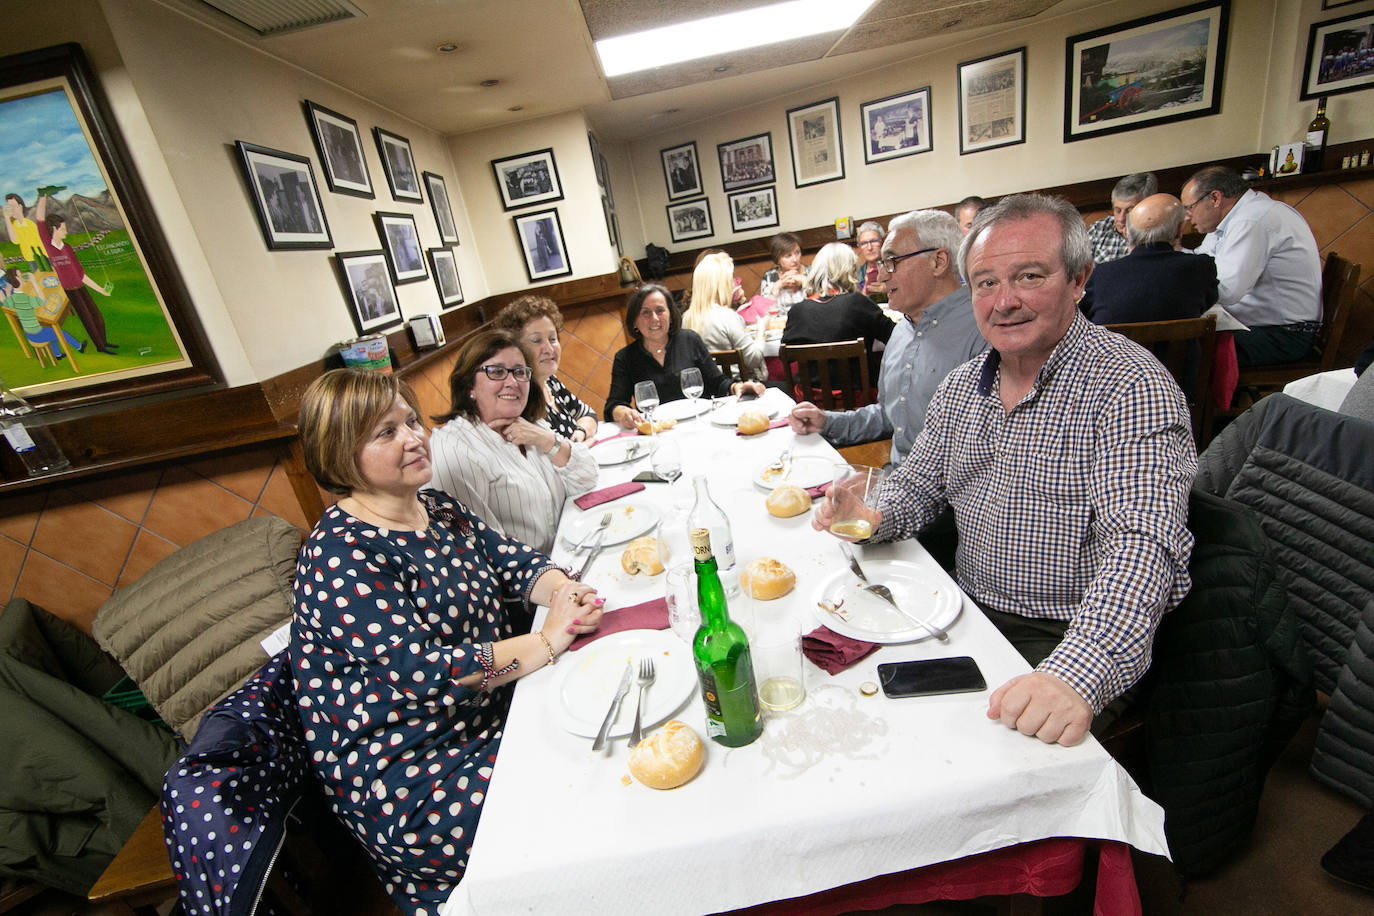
[766,484,811,518]
[736,410,769,436]
[627,720,703,789]
[635,417,676,435]
[620,536,664,576]
[740,556,796,600]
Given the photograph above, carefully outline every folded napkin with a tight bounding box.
[802,625,879,674]
[736,418,790,436]
[590,429,639,448]
[804,481,832,499]
[573,481,645,510]
[738,295,775,324]
[569,597,669,650]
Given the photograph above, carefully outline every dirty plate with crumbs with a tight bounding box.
[562,502,660,547]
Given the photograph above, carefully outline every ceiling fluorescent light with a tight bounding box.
[595,0,874,78]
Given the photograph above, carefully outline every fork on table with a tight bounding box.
[630,657,656,747]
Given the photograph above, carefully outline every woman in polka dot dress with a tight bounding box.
[291,369,604,915]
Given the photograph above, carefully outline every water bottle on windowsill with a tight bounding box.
[0,377,69,476]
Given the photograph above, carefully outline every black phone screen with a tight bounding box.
[631,471,667,483]
[877,657,986,698]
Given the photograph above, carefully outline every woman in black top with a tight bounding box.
[781,242,894,380]
[605,284,764,428]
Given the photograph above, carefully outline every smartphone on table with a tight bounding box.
[877,657,986,699]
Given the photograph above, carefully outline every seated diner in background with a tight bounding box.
[1181,165,1322,367]
[855,220,886,300]
[781,241,894,380]
[813,193,1197,747]
[955,195,986,235]
[758,231,808,312]
[289,368,604,915]
[428,330,596,555]
[1086,171,1157,265]
[604,283,764,428]
[493,294,598,443]
[1079,192,1218,325]
[682,251,766,380]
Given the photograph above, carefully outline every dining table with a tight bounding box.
[442,385,1168,916]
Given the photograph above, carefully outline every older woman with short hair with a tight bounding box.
[782,242,894,377]
[493,295,598,444]
[855,220,886,299]
[428,330,596,554]
[682,252,766,380]
[291,368,602,915]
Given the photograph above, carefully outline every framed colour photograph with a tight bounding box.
[492,148,563,211]
[661,141,703,200]
[513,208,571,282]
[1300,10,1374,100]
[958,48,1026,155]
[1064,1,1229,143]
[373,211,427,284]
[860,87,932,164]
[717,133,774,191]
[235,141,333,250]
[666,198,713,244]
[428,246,464,308]
[373,127,422,202]
[423,171,459,244]
[303,100,373,197]
[786,97,844,187]
[334,250,400,334]
[727,186,779,233]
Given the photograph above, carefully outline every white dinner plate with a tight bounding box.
[811,560,961,644]
[754,455,836,491]
[551,629,696,738]
[562,501,660,547]
[590,437,655,466]
[655,398,712,422]
[710,398,781,427]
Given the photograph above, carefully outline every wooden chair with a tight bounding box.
[778,338,874,410]
[709,347,746,381]
[1106,314,1217,448]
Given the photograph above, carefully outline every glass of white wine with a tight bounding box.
[679,367,704,419]
[633,380,660,435]
[829,463,886,540]
[651,436,682,483]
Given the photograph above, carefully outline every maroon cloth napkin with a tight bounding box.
[573,481,645,510]
[736,418,790,436]
[804,481,832,499]
[590,429,640,448]
[802,625,879,674]
[569,597,669,650]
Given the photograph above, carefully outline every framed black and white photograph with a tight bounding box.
[600,153,613,207]
[787,97,844,187]
[513,208,572,282]
[959,48,1026,154]
[373,127,423,201]
[428,246,464,307]
[589,131,604,187]
[717,133,774,191]
[423,171,459,244]
[235,141,332,250]
[492,148,563,211]
[334,249,401,333]
[373,211,427,284]
[861,87,932,164]
[601,195,618,250]
[1064,1,1229,143]
[666,198,713,243]
[1301,10,1374,100]
[303,100,373,197]
[727,186,779,232]
[661,141,703,200]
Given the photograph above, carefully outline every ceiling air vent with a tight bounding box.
[196,0,365,36]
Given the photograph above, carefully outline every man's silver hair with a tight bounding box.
[957,193,1092,282]
[1125,198,1184,248]
[887,210,961,262]
[1112,172,1157,203]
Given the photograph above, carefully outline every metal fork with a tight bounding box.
[839,543,949,642]
[629,657,656,747]
[568,511,612,551]
[765,445,793,476]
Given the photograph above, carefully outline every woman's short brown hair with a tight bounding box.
[434,329,546,425]
[768,232,802,265]
[493,294,563,335]
[297,369,423,495]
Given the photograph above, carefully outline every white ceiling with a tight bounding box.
[160,0,1091,142]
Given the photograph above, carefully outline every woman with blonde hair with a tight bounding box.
[782,241,894,378]
[681,252,765,380]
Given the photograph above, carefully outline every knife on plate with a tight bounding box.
[570,525,609,581]
[591,661,634,751]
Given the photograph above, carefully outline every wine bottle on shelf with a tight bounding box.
[1306,97,1330,172]
[687,475,738,595]
[689,527,762,748]
[0,377,69,476]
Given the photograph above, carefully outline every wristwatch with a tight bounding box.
[545,435,565,456]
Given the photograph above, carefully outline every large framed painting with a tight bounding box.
[303,100,373,198]
[786,97,844,187]
[334,249,401,334]
[235,142,333,251]
[958,48,1026,155]
[1064,1,1229,143]
[661,141,703,200]
[492,148,563,211]
[861,87,932,164]
[373,127,423,202]
[1301,10,1374,100]
[717,133,774,191]
[513,208,571,282]
[0,43,215,405]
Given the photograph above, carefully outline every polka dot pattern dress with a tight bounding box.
[290,490,555,915]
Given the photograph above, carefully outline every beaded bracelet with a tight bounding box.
[535,631,557,666]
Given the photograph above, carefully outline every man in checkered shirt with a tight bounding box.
[816,193,1196,747]
[1086,172,1156,264]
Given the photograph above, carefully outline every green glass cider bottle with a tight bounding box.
[689,527,762,747]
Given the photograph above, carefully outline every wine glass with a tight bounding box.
[633,380,659,435]
[651,437,682,483]
[680,367,704,418]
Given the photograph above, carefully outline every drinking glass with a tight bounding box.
[665,563,699,644]
[828,464,886,540]
[634,380,660,434]
[680,367,704,418]
[651,437,682,483]
[753,620,805,712]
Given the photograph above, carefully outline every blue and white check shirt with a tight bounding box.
[871,313,1197,712]
[1087,215,1128,264]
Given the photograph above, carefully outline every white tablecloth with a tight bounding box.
[444,387,1166,915]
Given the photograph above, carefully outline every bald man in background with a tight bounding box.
[1079,192,1218,325]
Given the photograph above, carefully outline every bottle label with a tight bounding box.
[3,425,37,453]
[698,669,728,738]
[1307,129,1325,148]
